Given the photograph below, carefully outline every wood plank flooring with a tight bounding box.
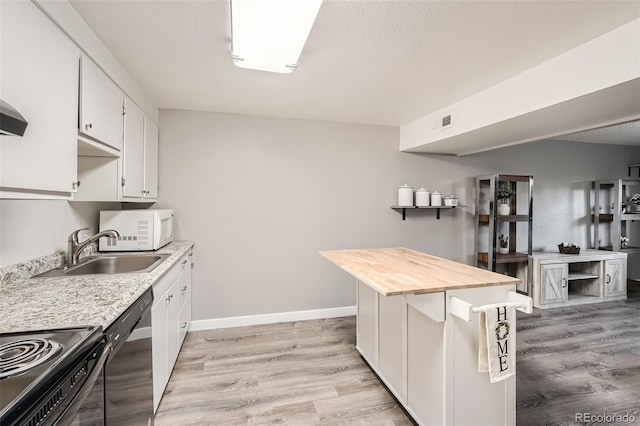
[154,317,413,425]
[156,284,640,425]
[516,283,640,426]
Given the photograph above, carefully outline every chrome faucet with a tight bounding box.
[67,228,120,267]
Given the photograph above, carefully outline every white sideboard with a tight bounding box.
[530,250,627,309]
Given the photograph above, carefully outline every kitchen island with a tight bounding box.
[320,247,532,426]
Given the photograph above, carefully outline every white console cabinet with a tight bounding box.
[531,250,627,309]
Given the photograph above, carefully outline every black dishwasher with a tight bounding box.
[103,288,154,426]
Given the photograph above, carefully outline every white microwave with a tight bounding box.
[99,209,174,251]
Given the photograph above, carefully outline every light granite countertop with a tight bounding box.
[0,241,194,333]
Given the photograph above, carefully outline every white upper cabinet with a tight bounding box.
[144,117,159,199]
[122,97,145,198]
[122,97,158,200]
[79,55,124,151]
[0,1,79,198]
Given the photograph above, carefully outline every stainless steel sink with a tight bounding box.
[35,254,170,278]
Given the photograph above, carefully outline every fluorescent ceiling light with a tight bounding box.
[231,0,323,74]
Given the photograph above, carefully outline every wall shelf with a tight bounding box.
[477,252,529,264]
[390,205,455,220]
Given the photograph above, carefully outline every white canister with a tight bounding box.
[430,191,442,206]
[398,184,414,207]
[415,188,430,207]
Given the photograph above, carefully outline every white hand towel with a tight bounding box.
[478,302,517,383]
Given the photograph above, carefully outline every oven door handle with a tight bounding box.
[55,341,112,426]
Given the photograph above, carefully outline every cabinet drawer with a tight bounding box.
[152,259,181,305]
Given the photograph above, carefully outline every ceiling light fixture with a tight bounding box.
[230,0,323,74]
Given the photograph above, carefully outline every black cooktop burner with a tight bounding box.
[0,338,61,379]
[0,327,104,424]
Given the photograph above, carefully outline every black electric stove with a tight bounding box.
[0,326,107,426]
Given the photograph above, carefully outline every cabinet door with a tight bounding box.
[0,1,78,196]
[144,117,159,199]
[122,98,145,198]
[178,254,192,311]
[79,56,124,151]
[178,300,191,348]
[357,281,377,366]
[151,291,169,413]
[540,263,568,305]
[604,259,626,297]
[166,278,181,374]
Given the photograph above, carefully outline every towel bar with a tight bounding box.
[449,291,533,322]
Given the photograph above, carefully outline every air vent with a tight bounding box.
[442,115,452,127]
[27,388,63,426]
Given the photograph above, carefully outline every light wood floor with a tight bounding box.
[155,285,640,425]
[516,283,640,426]
[154,317,413,425]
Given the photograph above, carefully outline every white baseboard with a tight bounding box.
[189,305,356,331]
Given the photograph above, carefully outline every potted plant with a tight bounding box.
[498,234,509,254]
[497,185,512,216]
[621,236,629,249]
[625,193,640,213]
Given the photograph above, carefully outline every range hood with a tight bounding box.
[0,99,28,136]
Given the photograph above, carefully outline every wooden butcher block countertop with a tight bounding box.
[320,247,520,296]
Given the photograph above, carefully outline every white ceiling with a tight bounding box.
[70,0,640,130]
[554,119,640,146]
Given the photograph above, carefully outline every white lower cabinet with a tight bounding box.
[378,294,405,400]
[151,276,175,412]
[356,281,523,426]
[356,282,377,364]
[152,250,193,412]
[178,252,193,346]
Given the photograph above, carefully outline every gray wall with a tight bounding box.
[158,109,640,321]
[0,200,120,267]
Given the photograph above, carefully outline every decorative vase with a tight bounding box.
[499,246,509,254]
[498,204,510,216]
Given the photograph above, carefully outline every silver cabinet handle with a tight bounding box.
[606,274,611,284]
[181,259,188,266]
[85,123,93,130]
[562,278,567,288]
[181,322,187,329]
[181,286,187,292]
